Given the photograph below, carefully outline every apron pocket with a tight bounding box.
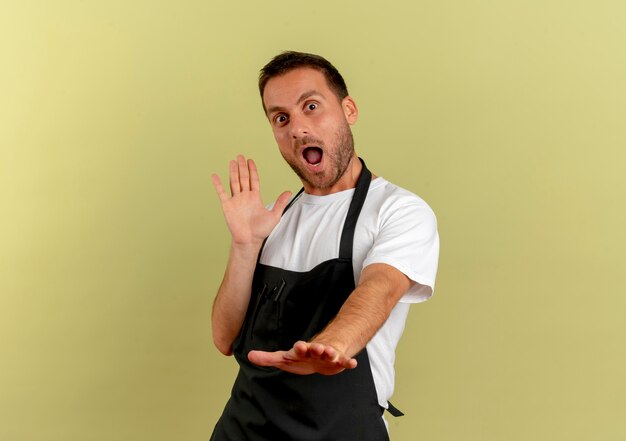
[249,296,281,352]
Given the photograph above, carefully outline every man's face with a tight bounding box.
[262,68,359,195]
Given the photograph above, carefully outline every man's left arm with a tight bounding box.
[247,262,413,375]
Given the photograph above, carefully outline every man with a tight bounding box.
[210,51,439,440]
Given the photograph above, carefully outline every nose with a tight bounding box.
[288,113,310,139]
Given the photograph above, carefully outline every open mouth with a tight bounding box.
[302,147,323,166]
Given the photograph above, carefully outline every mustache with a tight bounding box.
[294,136,325,149]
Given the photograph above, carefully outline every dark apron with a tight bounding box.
[211,159,393,441]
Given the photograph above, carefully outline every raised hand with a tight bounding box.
[211,155,292,246]
[247,341,358,376]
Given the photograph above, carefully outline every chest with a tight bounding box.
[260,199,379,277]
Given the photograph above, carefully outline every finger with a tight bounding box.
[237,155,250,191]
[248,159,260,192]
[211,174,228,203]
[293,341,311,358]
[229,160,240,195]
[330,351,357,369]
[318,345,356,369]
[308,342,326,357]
[345,358,358,369]
[271,191,293,216]
[248,350,286,367]
[320,345,337,361]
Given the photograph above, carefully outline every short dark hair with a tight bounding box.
[259,51,349,103]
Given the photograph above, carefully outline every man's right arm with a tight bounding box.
[210,155,291,355]
[211,242,262,355]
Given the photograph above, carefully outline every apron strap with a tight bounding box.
[283,187,305,213]
[256,187,304,265]
[386,401,405,417]
[338,157,371,260]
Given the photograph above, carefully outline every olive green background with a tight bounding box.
[1,1,624,440]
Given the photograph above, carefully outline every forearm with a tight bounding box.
[212,241,262,355]
[312,263,412,358]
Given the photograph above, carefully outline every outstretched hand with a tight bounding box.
[248,341,358,376]
[211,155,292,246]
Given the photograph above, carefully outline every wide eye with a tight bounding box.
[274,114,288,125]
[306,102,318,111]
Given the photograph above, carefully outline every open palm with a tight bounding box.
[211,155,292,246]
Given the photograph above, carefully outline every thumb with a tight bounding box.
[271,191,293,216]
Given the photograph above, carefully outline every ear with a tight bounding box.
[342,96,359,125]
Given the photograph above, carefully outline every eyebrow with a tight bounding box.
[266,89,324,115]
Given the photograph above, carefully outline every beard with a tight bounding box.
[282,120,355,191]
